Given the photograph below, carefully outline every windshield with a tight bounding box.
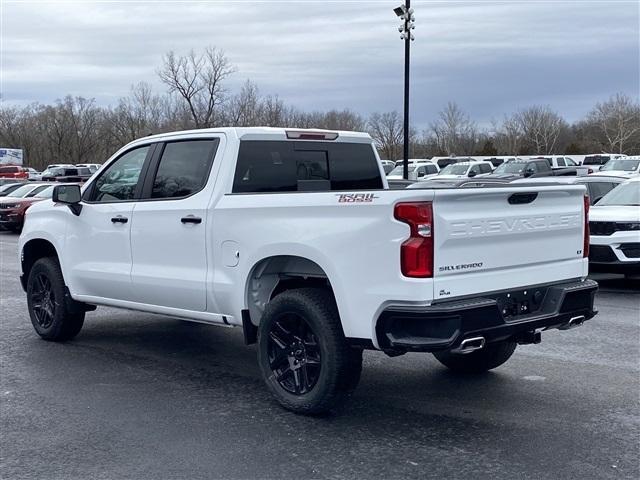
[600,159,640,172]
[6,185,36,197]
[389,166,416,175]
[34,186,54,198]
[494,162,525,174]
[597,181,640,206]
[439,164,469,175]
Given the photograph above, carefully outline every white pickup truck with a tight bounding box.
[18,127,598,414]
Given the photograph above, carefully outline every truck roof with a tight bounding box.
[135,127,372,145]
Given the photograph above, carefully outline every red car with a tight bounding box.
[0,165,29,180]
[0,184,54,233]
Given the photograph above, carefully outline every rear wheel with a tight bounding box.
[433,340,516,374]
[257,288,362,415]
[26,257,84,341]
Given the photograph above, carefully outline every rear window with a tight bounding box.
[0,166,20,173]
[583,155,609,165]
[232,141,383,193]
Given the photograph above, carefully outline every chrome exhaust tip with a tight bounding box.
[452,336,485,354]
[559,315,586,330]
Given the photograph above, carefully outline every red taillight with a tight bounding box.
[583,194,590,258]
[394,202,434,278]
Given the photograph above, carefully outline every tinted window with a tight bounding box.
[425,164,438,174]
[90,146,149,202]
[151,140,218,199]
[479,164,492,173]
[557,158,566,166]
[583,155,609,165]
[0,166,19,173]
[233,141,382,193]
[588,181,618,202]
[437,158,457,169]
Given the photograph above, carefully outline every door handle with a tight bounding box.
[111,216,128,224]
[181,216,202,225]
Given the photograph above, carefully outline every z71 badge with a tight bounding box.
[336,193,379,203]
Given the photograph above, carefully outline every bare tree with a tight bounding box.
[367,111,404,160]
[429,102,478,155]
[586,93,640,154]
[515,105,567,154]
[491,115,522,155]
[157,46,235,128]
[226,80,262,127]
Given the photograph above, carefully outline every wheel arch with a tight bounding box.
[20,238,59,291]
[244,255,336,327]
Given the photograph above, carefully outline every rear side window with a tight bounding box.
[425,164,438,174]
[151,139,219,199]
[232,141,383,193]
[479,164,492,173]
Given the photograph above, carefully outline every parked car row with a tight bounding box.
[386,153,637,179]
[0,163,102,183]
[0,182,82,233]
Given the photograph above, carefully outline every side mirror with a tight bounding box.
[53,184,82,216]
[417,172,425,178]
[524,168,535,178]
[468,170,477,177]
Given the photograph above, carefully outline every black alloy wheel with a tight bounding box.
[30,272,56,329]
[267,313,322,395]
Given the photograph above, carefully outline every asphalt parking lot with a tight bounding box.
[1,230,638,480]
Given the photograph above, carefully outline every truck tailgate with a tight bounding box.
[432,185,587,301]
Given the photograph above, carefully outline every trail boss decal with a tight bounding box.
[336,193,379,203]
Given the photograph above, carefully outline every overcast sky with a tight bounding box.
[1,0,639,128]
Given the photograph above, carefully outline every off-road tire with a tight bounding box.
[433,340,517,374]
[26,257,84,341]
[257,288,362,415]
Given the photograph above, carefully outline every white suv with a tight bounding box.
[436,161,493,179]
[588,177,640,276]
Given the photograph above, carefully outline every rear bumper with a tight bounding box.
[376,279,598,352]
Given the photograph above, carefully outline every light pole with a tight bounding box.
[394,2,415,180]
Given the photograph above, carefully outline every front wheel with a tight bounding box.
[257,288,362,415]
[26,257,85,341]
[433,340,516,374]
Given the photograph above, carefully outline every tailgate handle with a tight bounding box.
[508,192,538,205]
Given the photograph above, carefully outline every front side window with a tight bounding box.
[557,158,566,166]
[90,146,149,202]
[151,140,218,199]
